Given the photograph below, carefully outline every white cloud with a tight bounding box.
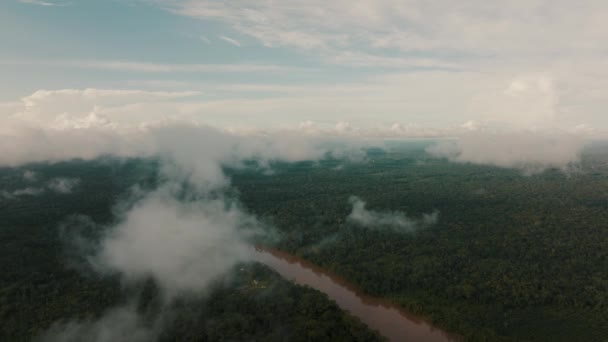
[19,0,63,6]
[5,187,45,198]
[23,170,38,182]
[0,86,601,174]
[6,88,199,130]
[0,60,303,73]
[328,52,461,70]
[0,87,381,168]
[48,178,80,194]
[1,177,81,200]
[470,74,559,130]
[347,196,439,233]
[426,132,586,174]
[166,1,608,62]
[219,35,241,47]
[92,187,256,296]
[141,1,608,132]
[40,304,157,342]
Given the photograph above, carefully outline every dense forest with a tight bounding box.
[0,159,381,342]
[228,141,608,341]
[2,141,608,341]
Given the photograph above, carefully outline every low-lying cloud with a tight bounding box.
[347,196,439,233]
[92,186,258,297]
[48,178,81,194]
[40,304,157,342]
[426,132,585,174]
[1,177,81,200]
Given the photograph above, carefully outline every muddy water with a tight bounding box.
[254,248,457,342]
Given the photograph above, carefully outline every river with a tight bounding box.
[254,248,457,342]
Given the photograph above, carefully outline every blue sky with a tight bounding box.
[0,1,323,97]
[2,0,608,129]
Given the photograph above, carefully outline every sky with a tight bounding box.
[5,3,608,338]
[2,0,608,130]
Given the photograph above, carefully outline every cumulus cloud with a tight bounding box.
[423,73,594,173]
[347,196,439,233]
[470,74,559,130]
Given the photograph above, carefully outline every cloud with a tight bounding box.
[91,187,257,297]
[426,132,586,174]
[2,187,45,199]
[1,177,81,200]
[408,72,598,174]
[0,86,597,176]
[347,196,439,233]
[23,170,38,182]
[166,1,608,63]
[0,88,378,169]
[19,0,64,6]
[328,52,461,70]
[48,178,80,194]
[0,60,300,73]
[219,36,241,47]
[470,74,559,130]
[9,88,199,129]
[141,1,608,133]
[40,304,157,342]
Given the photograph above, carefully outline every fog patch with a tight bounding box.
[13,187,45,196]
[472,188,488,196]
[23,170,38,182]
[48,178,80,194]
[347,196,439,233]
[1,177,80,199]
[39,304,157,342]
[426,132,585,174]
[91,186,259,297]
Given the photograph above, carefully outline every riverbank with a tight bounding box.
[254,247,459,342]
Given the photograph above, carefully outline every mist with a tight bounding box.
[347,196,439,233]
[1,177,81,200]
[30,124,366,341]
[40,304,157,342]
[426,132,586,174]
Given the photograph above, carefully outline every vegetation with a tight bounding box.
[229,141,608,341]
[160,263,382,342]
[0,158,381,341]
[3,141,608,341]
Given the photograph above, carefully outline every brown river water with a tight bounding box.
[253,248,457,342]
